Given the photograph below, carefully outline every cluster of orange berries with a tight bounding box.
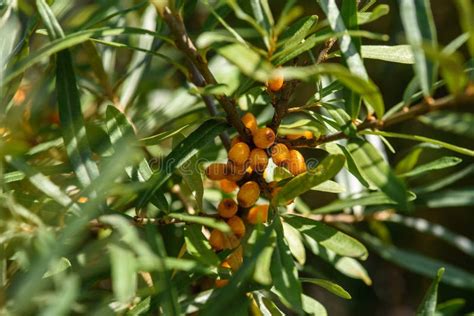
[205,112,308,287]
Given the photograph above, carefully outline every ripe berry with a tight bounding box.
[287,149,307,175]
[286,130,314,140]
[231,136,243,147]
[241,112,258,135]
[209,229,225,250]
[215,279,229,288]
[217,198,238,218]
[226,245,243,271]
[271,143,290,166]
[253,127,276,149]
[267,73,284,92]
[228,142,250,166]
[237,181,260,208]
[226,161,247,182]
[206,163,227,180]
[249,148,269,172]
[247,204,269,224]
[220,179,238,193]
[227,216,246,238]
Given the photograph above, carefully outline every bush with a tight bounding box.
[1,0,473,315]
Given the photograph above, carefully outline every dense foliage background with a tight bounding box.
[1,0,473,315]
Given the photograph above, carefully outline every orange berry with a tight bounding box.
[249,148,269,172]
[231,136,243,147]
[206,163,227,180]
[271,143,290,166]
[215,279,229,288]
[209,229,225,250]
[237,181,260,208]
[217,198,238,218]
[227,216,246,238]
[286,131,314,140]
[241,112,258,135]
[228,142,250,166]
[226,246,243,272]
[225,161,247,181]
[253,127,276,149]
[220,179,238,193]
[287,149,307,175]
[267,73,284,92]
[247,205,269,224]
[221,260,232,269]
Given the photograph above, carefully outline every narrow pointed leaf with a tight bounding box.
[417,268,445,316]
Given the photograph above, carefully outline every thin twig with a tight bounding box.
[316,38,337,64]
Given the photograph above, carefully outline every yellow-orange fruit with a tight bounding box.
[227,246,243,272]
[221,260,232,269]
[253,127,276,149]
[206,163,227,180]
[209,229,225,250]
[286,130,314,140]
[228,142,250,166]
[215,279,229,288]
[271,143,290,166]
[227,216,246,238]
[225,161,247,182]
[267,73,284,92]
[287,149,307,175]
[237,181,260,208]
[217,198,238,218]
[231,136,243,147]
[241,112,258,135]
[247,205,269,224]
[249,148,269,172]
[220,179,238,193]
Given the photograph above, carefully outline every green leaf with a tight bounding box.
[253,292,285,315]
[138,118,229,208]
[347,138,410,210]
[184,225,220,266]
[419,111,474,139]
[301,294,327,316]
[139,125,191,146]
[301,231,373,285]
[43,257,72,278]
[109,245,137,305]
[278,64,384,118]
[399,156,462,178]
[417,268,445,316]
[364,130,474,157]
[399,0,438,96]
[416,187,474,208]
[395,146,424,174]
[270,216,303,310]
[361,45,414,64]
[453,0,474,57]
[168,213,231,233]
[217,43,272,82]
[357,4,390,25]
[313,191,417,214]
[300,278,351,299]
[273,154,345,205]
[413,164,474,194]
[435,298,466,316]
[387,214,474,257]
[282,222,306,265]
[284,214,368,259]
[279,15,318,51]
[356,230,474,290]
[311,180,346,193]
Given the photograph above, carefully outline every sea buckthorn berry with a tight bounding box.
[206,163,227,180]
[227,216,246,238]
[221,260,232,269]
[215,279,229,288]
[220,179,238,193]
[271,143,290,166]
[241,112,258,135]
[249,148,269,172]
[217,198,238,218]
[237,181,260,208]
[228,142,250,166]
[247,205,269,224]
[227,245,243,272]
[286,130,314,140]
[231,136,243,147]
[267,73,284,92]
[225,161,247,181]
[287,149,307,175]
[209,229,225,251]
[253,127,276,149]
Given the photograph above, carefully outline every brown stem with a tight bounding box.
[159,7,250,143]
[278,93,474,148]
[316,37,337,64]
